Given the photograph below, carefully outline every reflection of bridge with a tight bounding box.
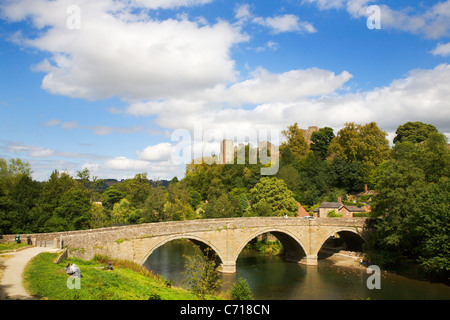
[3,217,373,273]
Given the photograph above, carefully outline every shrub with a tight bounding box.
[230,278,253,300]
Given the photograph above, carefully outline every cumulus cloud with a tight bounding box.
[252,14,316,34]
[137,143,174,162]
[135,64,450,142]
[1,0,248,101]
[431,42,450,57]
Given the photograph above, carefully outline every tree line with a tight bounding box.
[0,121,448,279]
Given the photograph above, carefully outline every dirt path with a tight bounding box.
[0,246,59,300]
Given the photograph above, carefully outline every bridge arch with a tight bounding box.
[315,227,367,256]
[233,227,308,264]
[139,234,226,267]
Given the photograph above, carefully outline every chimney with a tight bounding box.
[337,196,342,203]
[364,184,368,193]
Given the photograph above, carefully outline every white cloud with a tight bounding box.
[253,14,316,34]
[225,67,351,104]
[1,0,248,102]
[3,142,56,158]
[431,42,450,57]
[132,64,450,142]
[234,3,252,21]
[137,143,174,161]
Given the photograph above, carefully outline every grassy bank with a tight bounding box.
[23,252,221,300]
[0,243,32,253]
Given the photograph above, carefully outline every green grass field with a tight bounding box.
[23,252,221,300]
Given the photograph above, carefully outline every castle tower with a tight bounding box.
[220,140,234,164]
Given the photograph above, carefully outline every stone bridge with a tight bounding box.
[2,217,373,273]
[7,217,371,273]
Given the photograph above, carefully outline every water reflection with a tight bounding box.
[144,239,450,300]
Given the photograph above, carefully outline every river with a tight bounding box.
[143,239,450,300]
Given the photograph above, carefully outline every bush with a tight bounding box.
[231,278,253,300]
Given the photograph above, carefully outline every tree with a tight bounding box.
[231,277,253,300]
[140,186,168,222]
[90,203,111,229]
[370,131,449,279]
[415,178,449,279]
[329,122,390,167]
[206,193,237,218]
[310,127,335,159]
[46,188,92,231]
[393,121,438,144]
[111,198,133,225]
[76,168,103,201]
[116,173,151,208]
[280,123,308,159]
[249,177,299,217]
[182,248,222,299]
[101,187,126,210]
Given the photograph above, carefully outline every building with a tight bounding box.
[303,126,319,144]
[220,140,234,164]
[313,201,367,218]
[315,202,344,218]
[339,205,366,218]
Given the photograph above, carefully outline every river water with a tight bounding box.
[143,239,450,300]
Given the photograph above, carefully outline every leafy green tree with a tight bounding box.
[329,122,390,167]
[182,248,222,300]
[101,187,127,210]
[310,127,335,159]
[280,123,308,159]
[231,277,253,300]
[46,188,92,231]
[329,156,366,193]
[371,131,449,279]
[414,178,449,278]
[393,121,438,144]
[204,193,236,219]
[111,198,133,225]
[113,173,151,208]
[90,203,111,229]
[140,186,168,222]
[249,177,299,217]
[76,168,103,201]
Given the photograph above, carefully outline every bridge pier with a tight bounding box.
[219,262,236,274]
[299,255,318,266]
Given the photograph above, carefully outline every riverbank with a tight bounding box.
[20,252,223,300]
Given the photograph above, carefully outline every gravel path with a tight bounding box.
[0,246,60,300]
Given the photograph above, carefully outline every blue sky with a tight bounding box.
[0,0,449,181]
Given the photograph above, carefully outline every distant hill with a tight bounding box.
[94,178,171,191]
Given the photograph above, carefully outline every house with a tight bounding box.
[339,205,366,218]
[316,202,344,218]
[313,201,367,218]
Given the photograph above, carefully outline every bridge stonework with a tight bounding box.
[62,217,371,273]
[1,217,372,273]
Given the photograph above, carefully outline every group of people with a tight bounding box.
[359,258,372,267]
